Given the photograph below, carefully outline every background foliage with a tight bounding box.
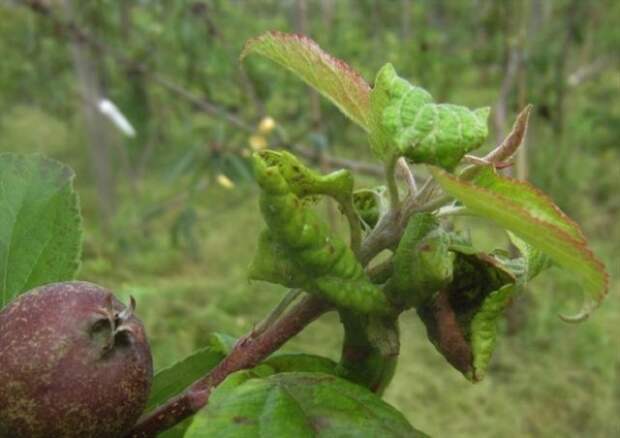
[0,0,618,436]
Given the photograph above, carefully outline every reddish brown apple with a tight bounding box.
[0,282,153,438]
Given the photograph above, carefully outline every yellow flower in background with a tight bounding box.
[216,174,235,189]
[257,116,276,134]
[249,134,267,151]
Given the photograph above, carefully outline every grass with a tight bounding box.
[80,181,619,438]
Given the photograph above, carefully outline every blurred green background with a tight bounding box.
[1,0,619,436]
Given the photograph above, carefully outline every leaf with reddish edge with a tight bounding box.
[241,31,371,130]
[431,166,608,322]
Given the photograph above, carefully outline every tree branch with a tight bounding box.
[127,295,331,437]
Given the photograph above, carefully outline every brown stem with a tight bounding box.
[126,295,330,437]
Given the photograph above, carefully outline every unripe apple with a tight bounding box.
[0,281,153,438]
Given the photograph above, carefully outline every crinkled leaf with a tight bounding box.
[252,154,391,314]
[368,64,395,159]
[249,230,309,288]
[241,32,371,130]
[431,166,608,321]
[258,150,353,204]
[0,153,82,308]
[387,213,454,308]
[379,64,489,169]
[185,371,426,437]
[313,276,392,315]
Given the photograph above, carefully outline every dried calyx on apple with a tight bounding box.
[0,281,153,438]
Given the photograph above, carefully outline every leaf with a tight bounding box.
[431,166,608,321]
[352,187,387,229]
[387,213,455,308]
[368,64,395,159]
[258,150,354,204]
[470,284,514,381]
[379,64,489,169]
[249,230,310,288]
[208,332,239,356]
[145,347,225,412]
[507,232,553,281]
[0,153,82,308]
[252,153,391,315]
[483,104,532,163]
[241,31,371,130]
[417,250,516,381]
[185,371,426,437]
[339,312,400,394]
[264,353,337,375]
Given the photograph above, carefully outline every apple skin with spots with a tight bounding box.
[0,282,153,438]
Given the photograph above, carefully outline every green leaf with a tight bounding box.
[470,284,514,381]
[252,153,391,315]
[368,64,395,159]
[507,232,553,281]
[145,347,225,412]
[431,166,608,321]
[338,312,400,394]
[185,372,426,437]
[144,347,227,438]
[379,64,489,169]
[0,153,82,308]
[387,213,455,308]
[352,187,387,229]
[249,231,310,288]
[208,332,239,356]
[241,32,371,130]
[259,150,354,204]
[264,353,337,375]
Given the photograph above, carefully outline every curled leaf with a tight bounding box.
[483,104,532,163]
[431,166,608,321]
[252,153,391,315]
[248,231,309,289]
[258,150,353,203]
[417,249,516,381]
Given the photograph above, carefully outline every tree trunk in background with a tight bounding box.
[321,0,334,30]
[401,0,412,41]
[61,0,116,229]
[494,44,520,147]
[295,0,335,225]
[515,0,532,181]
[552,0,580,139]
